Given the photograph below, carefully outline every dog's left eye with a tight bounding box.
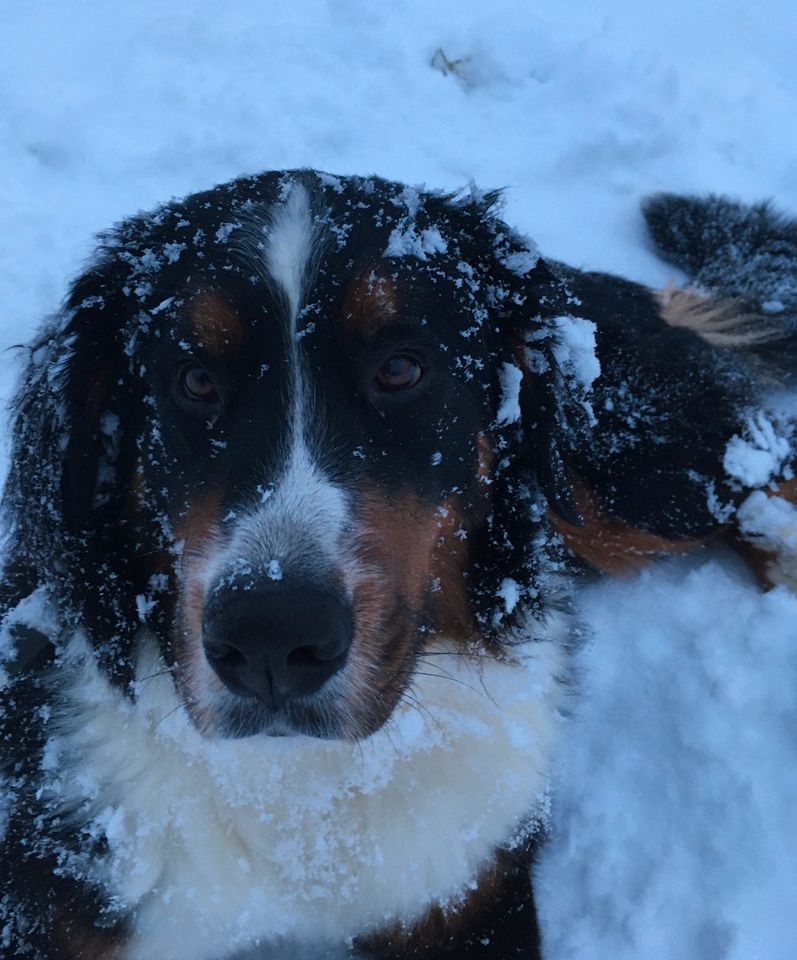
[375,355,423,392]
[178,363,219,402]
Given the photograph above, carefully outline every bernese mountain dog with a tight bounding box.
[1,171,795,960]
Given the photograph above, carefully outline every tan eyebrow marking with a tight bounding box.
[341,266,399,336]
[189,291,245,358]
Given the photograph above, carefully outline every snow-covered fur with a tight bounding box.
[41,615,568,960]
[1,172,795,960]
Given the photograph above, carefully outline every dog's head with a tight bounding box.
[5,171,580,739]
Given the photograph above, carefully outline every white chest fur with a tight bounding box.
[44,621,568,960]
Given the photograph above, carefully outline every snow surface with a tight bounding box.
[537,555,797,960]
[2,1,797,957]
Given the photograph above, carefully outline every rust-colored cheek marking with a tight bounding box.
[357,489,438,612]
[174,488,225,645]
[550,479,706,575]
[423,431,496,640]
[341,266,399,336]
[189,291,245,359]
[356,485,476,642]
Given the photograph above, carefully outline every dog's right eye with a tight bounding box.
[178,363,219,403]
[375,354,424,393]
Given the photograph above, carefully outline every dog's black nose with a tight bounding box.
[202,584,353,706]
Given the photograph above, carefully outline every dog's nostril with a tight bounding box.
[205,641,246,669]
[286,644,346,670]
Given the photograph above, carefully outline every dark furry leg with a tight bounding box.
[354,844,541,960]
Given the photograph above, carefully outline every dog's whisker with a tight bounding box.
[136,667,173,684]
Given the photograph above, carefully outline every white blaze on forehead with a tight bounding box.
[265,181,316,321]
[197,440,351,603]
[196,177,349,590]
[173,179,348,611]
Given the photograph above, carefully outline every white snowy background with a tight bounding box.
[1,1,796,957]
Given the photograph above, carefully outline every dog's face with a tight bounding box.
[137,178,502,740]
[15,171,568,740]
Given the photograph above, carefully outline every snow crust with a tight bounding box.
[737,492,797,589]
[550,316,600,395]
[496,361,524,425]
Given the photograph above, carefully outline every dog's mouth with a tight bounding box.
[205,691,354,741]
[190,650,414,742]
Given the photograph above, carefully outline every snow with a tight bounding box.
[497,577,522,616]
[536,555,797,960]
[724,410,794,488]
[737,492,797,589]
[550,316,601,395]
[496,361,524,425]
[385,224,448,260]
[2,1,797,957]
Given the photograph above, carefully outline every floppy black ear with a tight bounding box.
[509,260,588,528]
[60,281,138,530]
[2,255,145,682]
[469,244,591,635]
[7,259,133,535]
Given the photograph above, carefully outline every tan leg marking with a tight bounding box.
[550,479,708,574]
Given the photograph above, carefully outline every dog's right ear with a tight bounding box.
[3,253,135,606]
[58,270,135,530]
[6,255,135,551]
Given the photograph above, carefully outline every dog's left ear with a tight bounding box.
[469,242,590,633]
[504,258,588,527]
[491,250,588,525]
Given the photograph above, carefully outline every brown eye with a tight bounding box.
[375,354,423,392]
[179,363,218,402]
